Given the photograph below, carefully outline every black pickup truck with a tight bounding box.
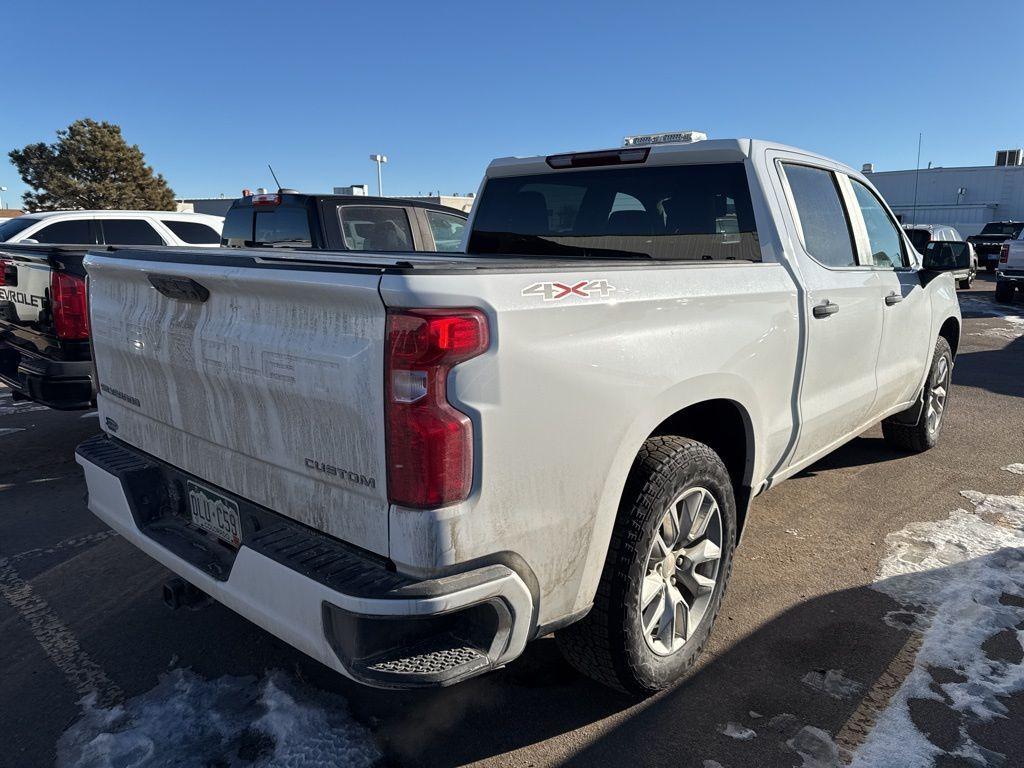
[0,196,469,411]
[221,191,468,252]
[0,244,95,409]
[967,221,1024,272]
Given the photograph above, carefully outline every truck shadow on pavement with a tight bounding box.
[332,552,1024,768]
[953,334,1024,401]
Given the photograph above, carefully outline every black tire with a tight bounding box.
[986,264,996,273]
[555,436,736,695]
[957,277,971,290]
[882,336,952,453]
[995,280,1015,303]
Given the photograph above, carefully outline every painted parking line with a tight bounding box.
[0,556,122,707]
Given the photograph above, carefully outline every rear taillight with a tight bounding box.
[50,272,90,340]
[0,259,9,286]
[1000,244,1009,263]
[385,308,489,508]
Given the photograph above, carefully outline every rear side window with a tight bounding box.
[221,206,252,247]
[425,210,466,252]
[31,219,96,244]
[468,163,759,261]
[161,220,221,244]
[102,219,165,246]
[782,164,857,268]
[340,206,414,251]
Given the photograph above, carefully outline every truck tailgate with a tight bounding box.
[85,252,391,555]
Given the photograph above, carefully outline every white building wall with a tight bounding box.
[866,165,1024,237]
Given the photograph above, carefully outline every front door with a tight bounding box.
[845,177,933,410]
[773,158,885,466]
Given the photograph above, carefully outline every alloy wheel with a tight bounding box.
[639,486,723,656]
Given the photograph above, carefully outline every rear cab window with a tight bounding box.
[467,163,760,261]
[222,202,313,248]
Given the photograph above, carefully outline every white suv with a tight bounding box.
[0,210,224,247]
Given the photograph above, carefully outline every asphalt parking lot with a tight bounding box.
[1,275,1022,768]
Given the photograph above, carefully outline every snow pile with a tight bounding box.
[56,669,380,768]
[850,482,1024,768]
[1003,463,1024,476]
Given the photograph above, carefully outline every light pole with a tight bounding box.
[369,154,387,197]
[0,186,6,210]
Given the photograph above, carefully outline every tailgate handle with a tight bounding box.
[147,274,209,303]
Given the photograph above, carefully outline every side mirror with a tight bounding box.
[922,240,971,271]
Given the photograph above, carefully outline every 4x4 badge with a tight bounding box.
[522,279,616,301]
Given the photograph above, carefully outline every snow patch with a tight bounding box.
[801,669,863,700]
[850,485,1024,768]
[56,668,379,768]
[787,725,842,768]
[718,721,756,740]
[960,296,1024,341]
[1003,463,1024,476]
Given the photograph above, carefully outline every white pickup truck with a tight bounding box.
[76,135,963,694]
[996,233,1024,303]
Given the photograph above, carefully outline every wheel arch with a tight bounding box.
[648,398,756,539]
[938,315,960,359]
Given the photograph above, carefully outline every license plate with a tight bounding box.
[187,481,242,547]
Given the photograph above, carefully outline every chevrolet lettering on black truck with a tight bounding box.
[77,134,962,694]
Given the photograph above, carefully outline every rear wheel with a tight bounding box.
[986,264,996,273]
[957,275,972,290]
[995,280,1015,303]
[556,436,736,695]
[882,337,952,453]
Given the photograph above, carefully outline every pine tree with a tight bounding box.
[9,118,176,211]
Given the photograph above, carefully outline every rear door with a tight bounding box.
[773,157,884,465]
[86,251,392,555]
[845,177,932,410]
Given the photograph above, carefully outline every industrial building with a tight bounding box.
[865,149,1024,237]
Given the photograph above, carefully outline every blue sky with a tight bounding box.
[2,0,1021,208]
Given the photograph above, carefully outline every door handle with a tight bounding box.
[812,300,840,318]
[884,292,903,306]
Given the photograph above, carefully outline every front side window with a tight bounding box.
[782,164,857,268]
[31,219,96,244]
[468,163,760,261]
[0,217,38,242]
[340,206,413,252]
[850,180,907,268]
[425,210,466,252]
[101,219,165,246]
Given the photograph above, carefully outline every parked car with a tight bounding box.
[996,233,1024,303]
[0,210,224,247]
[76,135,962,695]
[0,212,224,409]
[221,192,468,252]
[903,224,977,288]
[967,221,1024,272]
